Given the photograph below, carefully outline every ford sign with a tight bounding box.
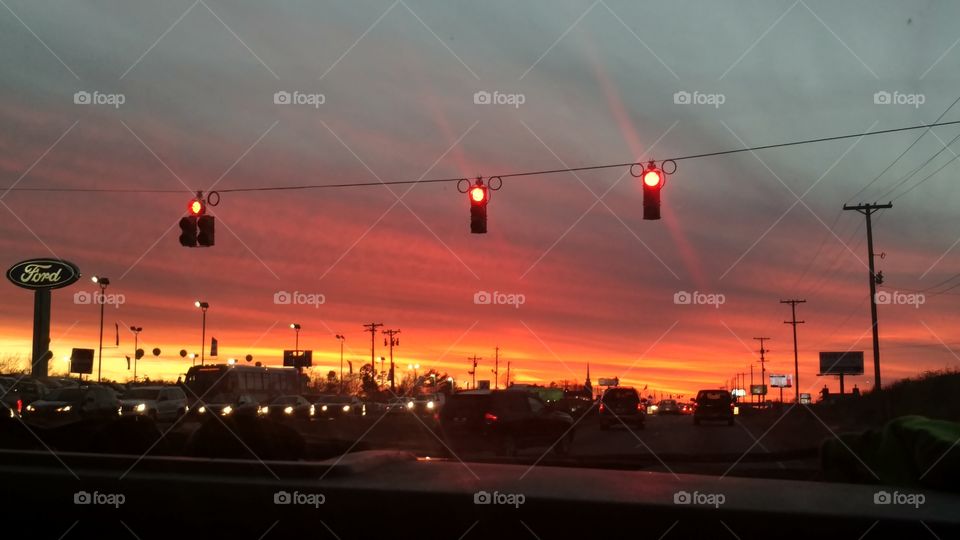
[6,259,81,290]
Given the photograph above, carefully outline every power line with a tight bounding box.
[4,119,960,195]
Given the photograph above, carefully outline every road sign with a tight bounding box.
[598,377,619,387]
[819,351,864,375]
[70,348,94,374]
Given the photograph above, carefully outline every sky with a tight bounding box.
[1,0,960,398]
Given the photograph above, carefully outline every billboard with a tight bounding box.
[282,350,312,368]
[477,380,491,390]
[819,351,864,375]
[70,348,94,374]
[769,374,792,388]
[750,384,767,396]
[597,377,619,387]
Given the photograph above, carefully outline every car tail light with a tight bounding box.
[16,399,22,413]
[483,412,498,423]
[636,403,642,411]
[598,403,605,413]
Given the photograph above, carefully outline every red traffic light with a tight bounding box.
[188,199,205,216]
[642,169,662,188]
[470,186,486,203]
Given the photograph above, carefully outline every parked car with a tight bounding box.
[258,395,314,420]
[657,399,681,415]
[0,377,47,406]
[119,386,188,421]
[598,387,645,430]
[22,385,119,427]
[0,379,22,417]
[314,395,363,418]
[440,390,575,456]
[693,389,735,426]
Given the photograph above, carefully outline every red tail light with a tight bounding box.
[16,399,22,413]
[636,403,642,411]
[483,412,498,423]
[598,403,605,413]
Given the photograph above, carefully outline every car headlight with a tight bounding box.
[221,405,233,416]
[426,401,434,409]
[135,403,146,412]
[284,406,294,415]
[309,405,315,416]
[118,407,122,416]
[198,406,206,414]
[25,405,35,412]
[342,405,350,413]
[406,401,414,409]
[56,405,72,413]
[257,406,268,415]
[321,405,328,412]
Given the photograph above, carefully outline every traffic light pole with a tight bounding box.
[781,299,806,403]
[843,202,892,391]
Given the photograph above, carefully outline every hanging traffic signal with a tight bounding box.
[189,198,205,216]
[179,216,198,247]
[469,180,488,234]
[642,163,664,220]
[197,215,215,247]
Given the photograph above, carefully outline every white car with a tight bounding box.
[120,386,188,421]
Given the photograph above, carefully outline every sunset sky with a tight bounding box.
[2,1,959,398]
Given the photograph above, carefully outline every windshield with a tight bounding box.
[3,3,958,531]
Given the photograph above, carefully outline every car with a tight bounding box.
[598,387,645,430]
[693,389,735,426]
[0,377,47,406]
[195,393,259,418]
[119,386,188,421]
[657,399,681,415]
[314,395,363,418]
[385,396,415,414]
[0,379,22,417]
[411,393,443,416]
[440,390,575,456]
[22,385,119,427]
[258,395,314,420]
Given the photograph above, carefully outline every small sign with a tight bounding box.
[6,259,81,290]
[598,377,619,387]
[70,348,94,374]
[799,393,812,404]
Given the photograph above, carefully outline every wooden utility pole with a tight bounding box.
[491,346,500,389]
[383,329,400,391]
[363,323,383,381]
[781,299,806,403]
[753,337,770,403]
[467,355,480,389]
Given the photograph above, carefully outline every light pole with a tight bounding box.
[335,334,345,393]
[194,301,209,365]
[290,323,301,354]
[408,363,420,384]
[130,326,142,382]
[91,276,110,382]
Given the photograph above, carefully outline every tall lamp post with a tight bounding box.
[335,334,346,393]
[290,323,301,354]
[194,301,209,365]
[91,276,110,382]
[130,326,142,382]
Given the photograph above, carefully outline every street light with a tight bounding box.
[290,323,301,354]
[130,326,143,382]
[194,301,209,365]
[408,363,420,382]
[335,334,346,393]
[91,276,110,382]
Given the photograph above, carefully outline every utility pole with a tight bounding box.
[467,355,480,389]
[750,364,754,403]
[363,323,383,383]
[753,337,770,403]
[491,346,500,389]
[843,202,892,391]
[781,299,806,403]
[383,329,400,392]
[505,360,511,388]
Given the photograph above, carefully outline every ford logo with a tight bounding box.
[6,259,81,290]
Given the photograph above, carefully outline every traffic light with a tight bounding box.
[469,181,488,234]
[197,215,215,247]
[178,216,198,247]
[641,163,664,220]
[189,198,205,216]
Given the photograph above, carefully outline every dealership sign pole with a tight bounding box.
[6,259,81,377]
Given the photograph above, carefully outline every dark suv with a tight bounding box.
[693,389,735,426]
[598,387,645,430]
[439,390,575,456]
